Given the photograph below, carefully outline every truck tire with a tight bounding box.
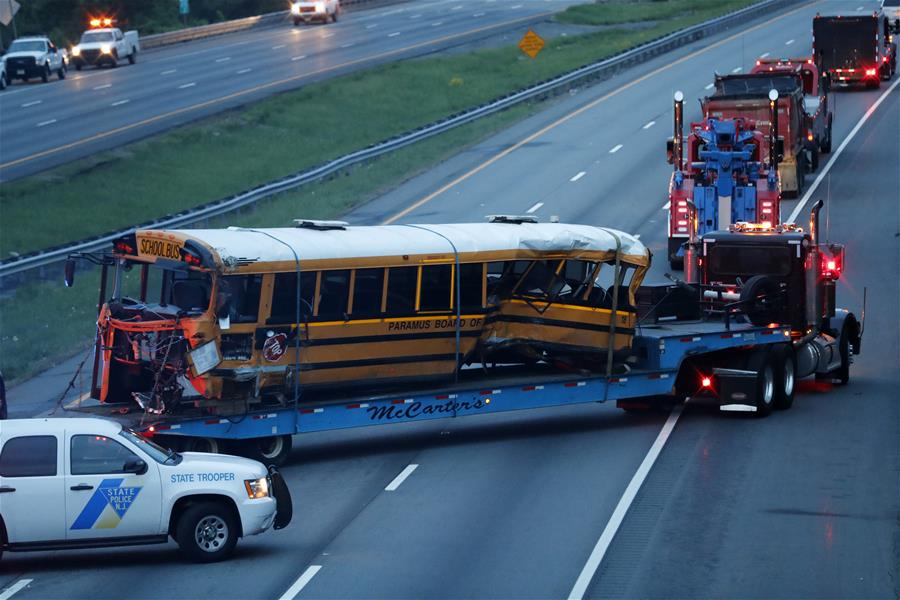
[820,117,833,154]
[110,51,119,68]
[834,323,851,385]
[184,437,220,454]
[809,145,819,172]
[240,435,293,467]
[795,159,805,197]
[128,48,137,65]
[747,351,776,417]
[75,62,83,71]
[41,65,50,83]
[772,344,796,410]
[176,502,238,563]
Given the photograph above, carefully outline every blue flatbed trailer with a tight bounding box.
[70,318,795,462]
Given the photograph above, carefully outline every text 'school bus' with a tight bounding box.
[67,220,649,414]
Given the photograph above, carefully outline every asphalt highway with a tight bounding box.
[0,0,582,181]
[1,0,897,598]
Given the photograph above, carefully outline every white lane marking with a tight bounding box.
[21,100,42,107]
[388,31,401,37]
[323,32,335,38]
[161,69,177,75]
[662,201,670,210]
[452,5,463,9]
[277,566,322,600]
[92,83,111,90]
[760,52,770,58]
[642,120,655,130]
[609,144,623,154]
[272,44,286,50]
[411,13,422,18]
[634,234,641,240]
[366,23,378,29]
[0,579,34,600]
[432,21,443,26]
[178,82,196,89]
[785,38,794,45]
[568,406,683,600]
[111,99,130,107]
[526,201,544,213]
[385,464,419,491]
[473,12,485,17]
[37,119,57,127]
[856,5,863,9]
[215,57,231,63]
[705,82,715,90]
[237,68,252,74]
[731,66,742,73]
[788,76,900,224]
[570,171,586,182]
[511,3,523,8]
[341,43,354,48]
[292,55,307,61]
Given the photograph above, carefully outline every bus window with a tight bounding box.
[352,268,385,318]
[514,260,564,299]
[459,263,485,312]
[589,261,634,309]
[270,271,317,323]
[220,275,262,323]
[386,267,417,314]
[419,265,452,312]
[163,269,211,314]
[317,270,350,320]
[486,261,530,302]
[557,260,596,304]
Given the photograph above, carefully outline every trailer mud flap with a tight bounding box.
[269,467,293,530]
[713,367,758,412]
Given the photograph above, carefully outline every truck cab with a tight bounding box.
[0,418,291,562]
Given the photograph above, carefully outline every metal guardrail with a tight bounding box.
[141,0,398,49]
[0,0,791,283]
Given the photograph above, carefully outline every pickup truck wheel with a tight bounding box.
[747,351,776,418]
[75,62,83,71]
[240,435,292,467]
[57,66,66,80]
[820,118,833,153]
[128,49,137,64]
[772,344,796,410]
[176,502,238,563]
[41,65,50,83]
[0,74,6,90]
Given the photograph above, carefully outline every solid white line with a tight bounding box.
[452,5,463,9]
[760,52,770,58]
[93,83,111,90]
[237,68,252,74]
[215,57,231,62]
[642,120,655,130]
[341,43,354,48]
[511,3,523,8]
[178,82,196,89]
[432,21,443,26]
[161,69,177,75]
[21,100,42,107]
[323,32,335,38]
[731,66,742,73]
[0,579,33,600]
[111,99,129,106]
[388,31,401,37]
[473,12,485,17]
[272,44,286,50]
[570,171,586,182]
[705,82,715,90]
[526,201,544,213]
[568,406,683,600]
[385,464,419,491]
[277,566,322,600]
[366,23,378,29]
[37,119,56,127]
[292,55,307,61]
[787,76,900,224]
[662,200,670,210]
[411,13,422,18]
[609,144,623,154]
[785,38,794,45]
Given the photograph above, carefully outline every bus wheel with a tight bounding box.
[772,344,796,410]
[241,435,292,467]
[747,350,776,418]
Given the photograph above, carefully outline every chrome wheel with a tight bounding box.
[194,515,229,553]
[762,365,774,406]
[783,358,795,398]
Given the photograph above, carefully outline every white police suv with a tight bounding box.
[0,418,291,562]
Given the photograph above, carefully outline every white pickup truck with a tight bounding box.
[2,36,67,83]
[291,0,341,24]
[0,418,292,562]
[71,27,140,70]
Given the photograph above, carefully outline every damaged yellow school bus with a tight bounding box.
[69,219,648,412]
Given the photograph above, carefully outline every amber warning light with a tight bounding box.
[90,17,114,28]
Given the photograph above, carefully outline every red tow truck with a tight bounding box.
[751,57,834,168]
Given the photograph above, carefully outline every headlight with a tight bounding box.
[72,46,81,56]
[291,3,301,14]
[244,477,270,499]
[315,2,325,12]
[100,44,111,54]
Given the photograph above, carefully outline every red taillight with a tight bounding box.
[865,68,877,77]
[701,376,713,388]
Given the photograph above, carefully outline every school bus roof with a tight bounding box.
[152,222,649,268]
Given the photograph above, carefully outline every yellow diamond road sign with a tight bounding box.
[518,29,545,59]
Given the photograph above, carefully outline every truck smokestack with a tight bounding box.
[674,90,684,171]
[768,88,779,170]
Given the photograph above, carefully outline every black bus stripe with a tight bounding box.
[484,314,635,336]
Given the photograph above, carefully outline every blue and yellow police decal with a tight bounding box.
[71,478,143,530]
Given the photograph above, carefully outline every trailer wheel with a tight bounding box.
[834,324,851,386]
[240,435,292,467]
[184,437,220,454]
[176,501,238,563]
[75,62,83,71]
[747,351,776,417]
[820,116,833,154]
[809,145,819,172]
[772,344,796,410]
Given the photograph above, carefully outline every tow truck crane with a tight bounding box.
[666,89,782,270]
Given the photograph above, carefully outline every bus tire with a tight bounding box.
[820,117,833,154]
[176,501,238,563]
[747,350,776,417]
[772,344,796,410]
[240,435,292,467]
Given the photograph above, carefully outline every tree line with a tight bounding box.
[2,1,290,48]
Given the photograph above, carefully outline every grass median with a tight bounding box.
[0,0,759,383]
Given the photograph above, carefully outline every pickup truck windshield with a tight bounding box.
[8,40,47,53]
[119,428,180,464]
[81,31,115,43]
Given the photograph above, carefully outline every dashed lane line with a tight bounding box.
[385,464,419,491]
[570,171,586,182]
[526,201,544,213]
[277,566,322,600]
[0,579,34,600]
[609,144,623,154]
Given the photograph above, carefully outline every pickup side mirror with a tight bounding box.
[64,258,76,287]
[123,457,148,475]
